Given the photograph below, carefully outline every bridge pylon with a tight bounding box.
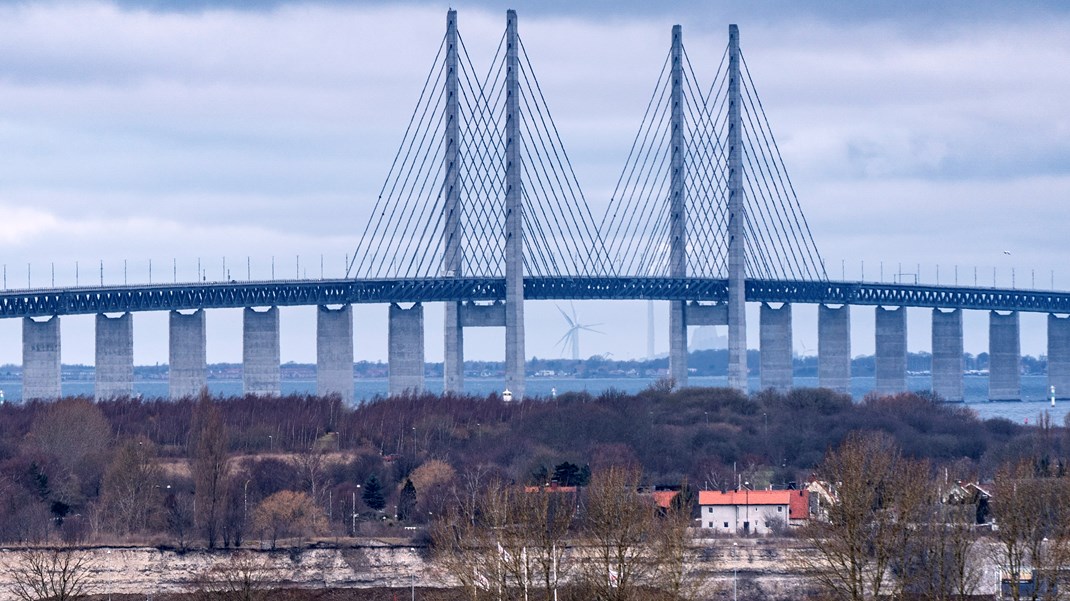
[600,24,826,389]
[349,10,609,399]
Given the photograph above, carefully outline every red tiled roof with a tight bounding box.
[698,489,792,506]
[789,489,810,520]
[652,490,679,509]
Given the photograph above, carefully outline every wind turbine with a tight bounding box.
[556,302,603,360]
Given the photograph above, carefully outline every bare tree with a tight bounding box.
[252,490,325,549]
[191,391,230,548]
[99,437,163,536]
[578,465,657,601]
[5,547,96,601]
[430,494,484,601]
[652,483,704,601]
[801,432,927,601]
[430,476,509,601]
[993,461,1070,601]
[513,486,576,601]
[190,551,275,601]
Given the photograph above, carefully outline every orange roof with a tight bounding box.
[789,489,810,520]
[652,490,679,509]
[698,489,792,506]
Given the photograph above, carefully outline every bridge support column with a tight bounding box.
[989,311,1021,401]
[169,309,206,399]
[759,303,792,391]
[95,313,133,400]
[23,316,61,400]
[389,303,425,395]
[818,304,850,393]
[444,303,463,393]
[874,306,907,395]
[243,307,280,396]
[317,305,353,404]
[931,308,964,402]
[669,302,688,385]
[1049,314,1070,400]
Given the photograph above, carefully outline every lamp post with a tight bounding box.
[733,542,738,601]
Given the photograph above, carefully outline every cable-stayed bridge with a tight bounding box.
[3,10,1069,404]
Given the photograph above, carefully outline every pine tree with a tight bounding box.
[362,474,386,511]
[398,479,417,521]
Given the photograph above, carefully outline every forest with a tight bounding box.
[0,383,1063,548]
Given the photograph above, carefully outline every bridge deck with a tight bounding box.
[1,277,1069,318]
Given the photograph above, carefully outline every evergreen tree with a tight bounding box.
[362,474,386,511]
[398,479,417,521]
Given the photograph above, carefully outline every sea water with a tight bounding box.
[0,374,1059,424]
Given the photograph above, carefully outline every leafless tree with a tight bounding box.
[578,465,657,601]
[191,391,230,548]
[801,432,927,601]
[652,484,704,601]
[992,461,1070,601]
[252,490,325,550]
[5,547,96,601]
[513,486,576,601]
[99,437,163,536]
[190,551,275,601]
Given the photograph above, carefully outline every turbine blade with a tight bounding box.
[556,304,575,326]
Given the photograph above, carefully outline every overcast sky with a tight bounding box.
[0,1,1068,366]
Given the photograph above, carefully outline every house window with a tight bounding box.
[723,521,729,528]
[708,522,713,528]
[707,507,713,513]
[777,506,783,512]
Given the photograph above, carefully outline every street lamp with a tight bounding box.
[733,542,738,601]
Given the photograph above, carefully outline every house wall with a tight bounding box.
[701,503,789,535]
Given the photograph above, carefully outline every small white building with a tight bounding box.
[699,489,802,535]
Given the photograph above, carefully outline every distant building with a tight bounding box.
[699,489,801,535]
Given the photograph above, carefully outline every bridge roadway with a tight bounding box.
[2,276,1069,318]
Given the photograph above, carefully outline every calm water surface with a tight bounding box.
[0,374,1059,424]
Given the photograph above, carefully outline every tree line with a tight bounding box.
[0,383,1063,548]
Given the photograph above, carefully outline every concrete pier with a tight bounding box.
[1044,314,1070,397]
[818,305,851,393]
[95,313,133,400]
[989,311,1021,401]
[243,307,280,396]
[669,301,688,386]
[931,308,964,402]
[444,304,463,393]
[759,303,792,391]
[1049,314,1070,400]
[316,305,353,404]
[169,309,206,399]
[874,306,907,395]
[23,316,61,400]
[389,303,425,395]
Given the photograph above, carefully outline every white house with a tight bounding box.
[699,489,807,535]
